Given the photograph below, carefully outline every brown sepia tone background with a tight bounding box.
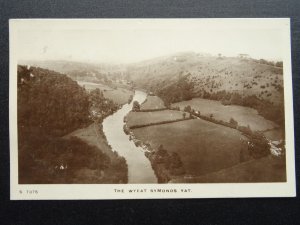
[16,21,287,185]
[1,1,300,225]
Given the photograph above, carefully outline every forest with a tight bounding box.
[17,65,127,184]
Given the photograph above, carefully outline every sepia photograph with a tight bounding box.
[9,19,295,199]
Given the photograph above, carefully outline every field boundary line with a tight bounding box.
[129,117,194,129]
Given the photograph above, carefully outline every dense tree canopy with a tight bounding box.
[17,65,127,184]
[18,66,90,136]
[157,76,194,106]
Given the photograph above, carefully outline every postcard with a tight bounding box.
[9,18,296,199]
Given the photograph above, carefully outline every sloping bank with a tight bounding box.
[18,65,128,184]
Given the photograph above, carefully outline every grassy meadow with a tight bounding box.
[77,81,113,91]
[171,155,286,183]
[263,128,285,141]
[132,119,249,176]
[77,81,133,105]
[172,98,278,131]
[140,96,166,110]
[103,88,133,105]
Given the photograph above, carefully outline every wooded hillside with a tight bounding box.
[17,65,127,184]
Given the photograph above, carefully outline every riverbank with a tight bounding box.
[124,124,181,183]
[125,118,249,183]
[103,90,157,183]
[63,87,137,183]
[65,123,128,183]
[125,93,285,183]
[63,84,133,183]
[124,95,188,183]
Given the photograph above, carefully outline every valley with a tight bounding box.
[18,51,286,184]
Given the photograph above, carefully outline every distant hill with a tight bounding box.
[21,53,283,107]
[126,52,284,106]
[22,53,284,107]
[19,60,127,84]
[20,52,284,124]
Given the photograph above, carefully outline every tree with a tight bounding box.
[237,125,252,136]
[229,118,238,128]
[169,152,185,175]
[164,101,171,109]
[128,95,133,104]
[157,145,168,157]
[230,93,243,105]
[275,61,283,67]
[132,101,140,111]
[184,105,191,112]
[154,144,169,164]
[170,152,183,169]
[248,132,270,158]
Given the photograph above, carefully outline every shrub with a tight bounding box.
[184,105,192,112]
[132,101,140,112]
[237,125,253,136]
[248,132,270,158]
[229,118,238,128]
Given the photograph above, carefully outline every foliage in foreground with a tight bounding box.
[17,65,127,184]
[146,144,185,183]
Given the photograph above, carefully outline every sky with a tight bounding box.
[15,20,286,64]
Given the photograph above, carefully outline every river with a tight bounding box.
[102,90,157,183]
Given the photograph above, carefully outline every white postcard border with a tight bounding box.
[9,18,296,200]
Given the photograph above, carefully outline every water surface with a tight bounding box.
[102,90,157,183]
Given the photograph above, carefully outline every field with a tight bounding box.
[263,128,285,141]
[103,88,133,105]
[77,81,113,91]
[140,96,166,110]
[171,155,286,183]
[77,81,133,105]
[126,110,189,128]
[172,98,278,131]
[132,119,248,176]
